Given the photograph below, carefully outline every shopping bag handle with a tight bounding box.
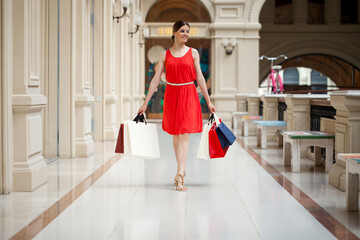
[209,113,220,126]
[133,114,147,124]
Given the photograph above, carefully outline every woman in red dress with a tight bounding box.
[138,20,215,191]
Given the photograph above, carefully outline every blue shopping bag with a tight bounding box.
[216,121,236,149]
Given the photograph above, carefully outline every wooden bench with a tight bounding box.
[254,121,287,149]
[241,116,262,136]
[339,153,360,211]
[231,111,248,130]
[282,131,334,172]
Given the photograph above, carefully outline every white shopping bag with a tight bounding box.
[196,120,213,159]
[123,118,160,159]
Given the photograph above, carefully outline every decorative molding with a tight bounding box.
[105,94,118,103]
[245,0,266,23]
[29,75,40,87]
[220,7,241,19]
[12,94,47,106]
[246,0,256,22]
[75,94,94,103]
[210,22,261,30]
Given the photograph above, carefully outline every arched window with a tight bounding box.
[341,0,358,24]
[311,70,327,85]
[274,0,293,24]
[283,68,299,85]
[308,0,325,24]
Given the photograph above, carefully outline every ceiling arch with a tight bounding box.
[145,0,211,23]
[260,54,360,88]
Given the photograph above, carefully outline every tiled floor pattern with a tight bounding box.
[2,127,360,239]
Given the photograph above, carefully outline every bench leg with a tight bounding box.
[233,115,237,130]
[261,126,267,149]
[346,170,359,211]
[278,131,283,147]
[241,120,244,136]
[292,140,301,172]
[244,120,248,137]
[314,146,322,166]
[325,143,333,173]
[283,141,291,166]
[257,127,261,147]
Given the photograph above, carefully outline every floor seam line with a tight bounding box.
[222,156,263,240]
[236,137,359,240]
[9,154,122,240]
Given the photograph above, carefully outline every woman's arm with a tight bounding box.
[192,48,216,113]
[138,51,166,115]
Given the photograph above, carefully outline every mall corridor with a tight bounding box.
[1,0,360,239]
[2,126,358,240]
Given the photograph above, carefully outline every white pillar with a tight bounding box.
[94,0,105,141]
[12,0,48,191]
[261,94,288,120]
[329,91,360,191]
[285,95,309,131]
[235,94,248,112]
[1,0,14,194]
[59,0,75,158]
[104,0,117,141]
[73,0,94,156]
[211,1,261,124]
[94,0,118,142]
[247,95,260,116]
[246,95,260,135]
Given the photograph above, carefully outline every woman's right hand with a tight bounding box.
[137,103,147,115]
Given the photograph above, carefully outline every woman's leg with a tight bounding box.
[173,133,189,176]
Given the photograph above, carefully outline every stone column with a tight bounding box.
[1,0,14,194]
[58,0,75,158]
[12,0,48,191]
[235,94,248,112]
[73,0,94,157]
[211,1,261,124]
[329,91,360,191]
[246,94,260,135]
[104,0,117,141]
[247,95,260,116]
[261,94,287,120]
[261,94,286,141]
[285,94,329,131]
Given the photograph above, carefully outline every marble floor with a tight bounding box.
[1,125,360,240]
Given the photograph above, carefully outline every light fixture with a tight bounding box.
[222,38,237,55]
[113,0,130,23]
[139,27,149,47]
[129,12,142,37]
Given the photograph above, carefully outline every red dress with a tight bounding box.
[162,48,203,135]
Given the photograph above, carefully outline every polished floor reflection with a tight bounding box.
[2,125,360,239]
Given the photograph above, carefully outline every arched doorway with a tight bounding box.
[144,0,212,119]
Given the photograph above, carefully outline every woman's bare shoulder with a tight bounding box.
[191,48,199,54]
[159,50,167,61]
[191,48,199,60]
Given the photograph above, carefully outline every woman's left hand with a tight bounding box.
[208,102,216,113]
